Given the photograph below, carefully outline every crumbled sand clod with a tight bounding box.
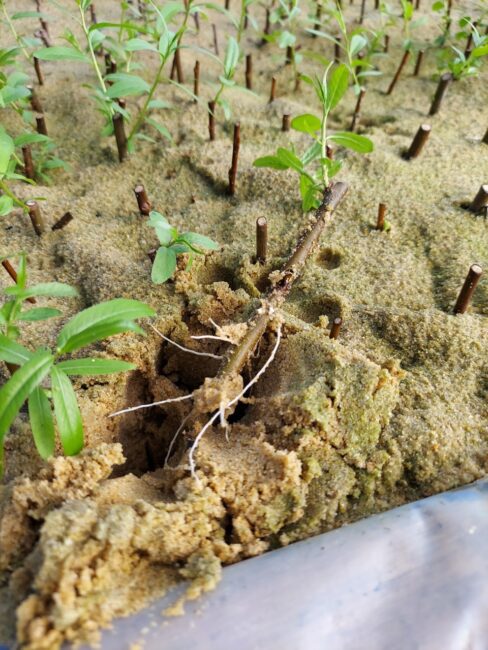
[0,0,487,647]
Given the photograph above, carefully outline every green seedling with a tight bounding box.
[438,20,488,79]
[0,252,74,340]
[254,63,373,211]
[148,211,219,283]
[0,262,154,471]
[34,0,197,151]
[208,35,240,121]
[308,3,377,92]
[266,0,302,85]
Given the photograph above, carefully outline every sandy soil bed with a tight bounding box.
[0,0,487,647]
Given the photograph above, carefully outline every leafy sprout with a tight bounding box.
[0,267,155,472]
[148,211,219,284]
[210,35,241,121]
[254,63,373,211]
[0,252,76,340]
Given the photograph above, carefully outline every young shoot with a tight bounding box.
[210,35,240,122]
[437,20,488,79]
[266,0,302,86]
[308,3,375,93]
[0,252,76,341]
[254,63,373,211]
[148,211,219,284]
[0,293,154,473]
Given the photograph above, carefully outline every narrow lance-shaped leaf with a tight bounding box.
[50,366,83,456]
[4,282,78,299]
[0,334,32,365]
[28,386,55,459]
[253,155,289,170]
[18,308,62,322]
[56,358,136,375]
[327,131,374,153]
[0,349,54,470]
[325,64,350,112]
[179,232,220,251]
[34,46,89,62]
[56,299,155,354]
[291,114,322,136]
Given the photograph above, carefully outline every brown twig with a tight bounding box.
[89,4,97,24]
[413,50,424,76]
[221,182,348,378]
[1,261,36,303]
[51,211,74,231]
[208,100,216,141]
[482,128,488,145]
[386,50,410,95]
[35,113,48,136]
[22,146,35,180]
[285,46,293,65]
[193,60,200,100]
[34,57,44,85]
[326,145,334,159]
[359,0,366,24]
[313,3,322,34]
[170,49,184,83]
[262,7,270,43]
[453,264,483,314]
[245,54,252,90]
[428,72,452,115]
[334,38,341,63]
[113,111,128,162]
[228,123,240,196]
[350,87,365,132]
[468,184,488,214]
[329,317,342,339]
[384,34,390,53]
[27,85,43,113]
[26,200,45,236]
[134,184,151,216]
[256,217,268,263]
[282,113,291,132]
[212,24,219,56]
[376,202,387,230]
[405,124,431,159]
[269,76,276,103]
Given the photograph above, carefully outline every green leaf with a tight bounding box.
[125,38,157,52]
[301,142,322,166]
[325,64,349,112]
[56,358,136,375]
[291,114,322,135]
[327,131,374,153]
[276,147,304,172]
[224,36,239,77]
[0,195,13,217]
[146,118,172,141]
[148,211,177,245]
[18,307,62,322]
[253,155,289,170]
[28,386,55,459]
[472,44,488,58]
[50,366,83,456]
[151,246,177,284]
[0,349,54,464]
[5,282,78,299]
[34,46,89,62]
[0,130,14,176]
[14,133,50,147]
[180,232,220,251]
[350,34,367,57]
[106,75,150,98]
[56,298,155,354]
[0,334,32,365]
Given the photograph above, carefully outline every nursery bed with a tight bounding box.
[0,0,487,648]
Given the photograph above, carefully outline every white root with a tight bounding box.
[191,334,235,343]
[188,324,283,483]
[149,324,223,360]
[108,393,194,418]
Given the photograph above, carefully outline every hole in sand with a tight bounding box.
[318,247,342,270]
